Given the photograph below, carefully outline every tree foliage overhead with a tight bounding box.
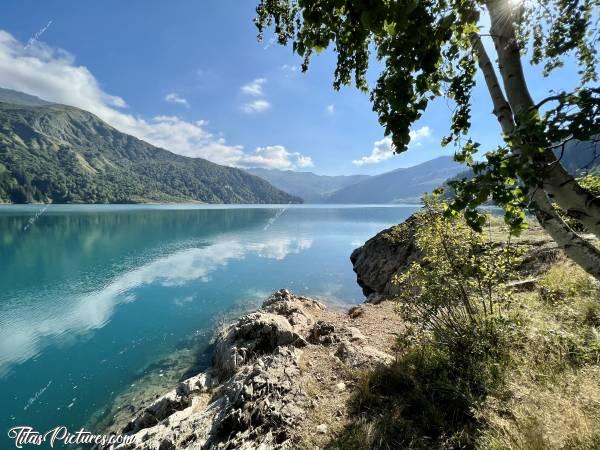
[255,0,600,278]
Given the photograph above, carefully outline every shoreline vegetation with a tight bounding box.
[102,204,600,449]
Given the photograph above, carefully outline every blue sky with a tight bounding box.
[0,0,584,175]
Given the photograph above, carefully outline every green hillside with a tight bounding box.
[0,88,301,204]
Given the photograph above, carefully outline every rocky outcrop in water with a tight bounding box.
[113,289,393,450]
[350,212,566,299]
[350,214,421,297]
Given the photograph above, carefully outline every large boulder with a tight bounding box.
[213,290,320,380]
[351,214,421,296]
[214,312,302,380]
[262,289,324,333]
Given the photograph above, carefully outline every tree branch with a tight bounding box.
[469,32,515,135]
[470,31,600,278]
[486,0,600,240]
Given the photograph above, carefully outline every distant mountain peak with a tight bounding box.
[325,156,464,204]
[247,156,463,204]
[246,168,371,202]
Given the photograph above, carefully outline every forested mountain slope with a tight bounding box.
[0,88,300,204]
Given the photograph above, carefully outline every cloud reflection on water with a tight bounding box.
[0,235,312,377]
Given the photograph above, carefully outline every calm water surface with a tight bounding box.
[0,204,418,445]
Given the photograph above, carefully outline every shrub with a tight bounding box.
[332,197,600,450]
[331,197,519,449]
[393,195,521,340]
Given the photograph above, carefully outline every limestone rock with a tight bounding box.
[117,347,305,450]
[207,347,306,449]
[308,321,340,345]
[261,289,323,334]
[111,289,392,450]
[123,390,192,434]
[214,312,302,379]
[335,341,394,369]
[345,327,365,342]
[351,214,421,296]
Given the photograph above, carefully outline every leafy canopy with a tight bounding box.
[255,0,599,231]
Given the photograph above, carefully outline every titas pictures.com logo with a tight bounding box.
[7,426,136,448]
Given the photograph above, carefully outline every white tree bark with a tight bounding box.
[486,0,600,239]
[530,189,600,278]
[471,31,600,279]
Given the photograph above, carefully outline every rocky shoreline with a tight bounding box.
[108,288,403,449]
[105,212,566,450]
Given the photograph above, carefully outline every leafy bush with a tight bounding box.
[332,198,600,450]
[394,195,521,338]
[332,197,520,449]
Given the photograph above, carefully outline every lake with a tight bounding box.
[0,204,418,445]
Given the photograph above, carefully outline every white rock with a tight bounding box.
[346,327,365,342]
[316,424,328,434]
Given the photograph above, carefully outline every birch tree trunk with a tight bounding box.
[470,30,600,279]
[486,0,600,239]
[530,189,600,278]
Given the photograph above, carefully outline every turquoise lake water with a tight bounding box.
[0,204,418,445]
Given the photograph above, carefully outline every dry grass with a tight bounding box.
[479,367,600,450]
[477,260,600,450]
[325,223,600,450]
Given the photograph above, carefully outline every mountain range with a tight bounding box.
[248,156,464,204]
[2,87,596,206]
[0,88,300,204]
[246,168,370,202]
[248,140,600,204]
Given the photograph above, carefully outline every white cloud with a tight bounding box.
[241,78,267,96]
[352,126,432,166]
[238,145,313,170]
[164,92,189,107]
[325,104,335,115]
[0,31,310,169]
[410,126,431,143]
[295,154,314,168]
[241,99,271,114]
[281,64,298,72]
[0,234,313,376]
[240,78,271,114]
[352,137,394,166]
